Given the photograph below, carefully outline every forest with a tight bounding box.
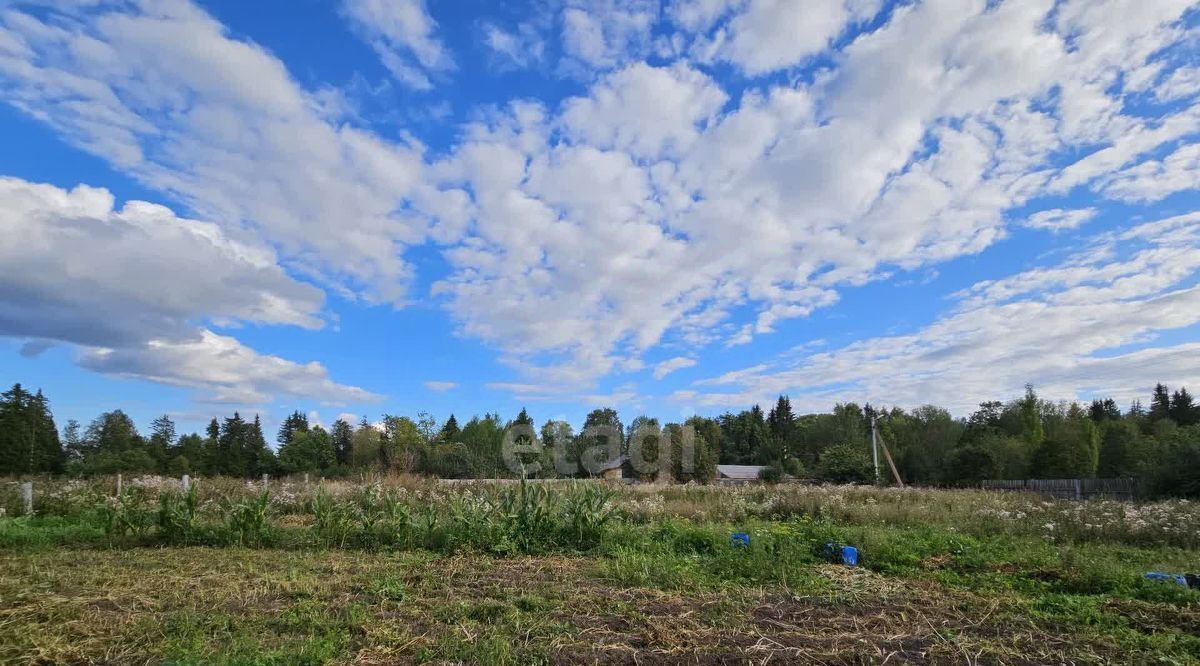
[1,382,1198,496]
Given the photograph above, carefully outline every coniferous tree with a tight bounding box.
[438,414,461,443]
[1150,383,1172,421]
[0,383,43,474]
[201,417,221,475]
[277,411,309,445]
[331,418,354,465]
[248,415,276,476]
[1169,388,1197,426]
[62,419,86,465]
[1089,399,1121,422]
[766,395,796,460]
[149,415,176,472]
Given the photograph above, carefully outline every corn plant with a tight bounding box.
[562,483,617,549]
[97,487,153,540]
[490,479,560,553]
[311,490,355,547]
[221,491,272,546]
[353,486,412,547]
[157,486,199,544]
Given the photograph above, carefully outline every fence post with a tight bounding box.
[304,472,309,485]
[261,473,269,490]
[181,474,190,492]
[1073,478,1082,501]
[20,482,33,516]
[116,473,123,497]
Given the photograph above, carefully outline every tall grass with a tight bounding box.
[3,475,1198,549]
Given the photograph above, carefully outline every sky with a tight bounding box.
[1,0,1200,438]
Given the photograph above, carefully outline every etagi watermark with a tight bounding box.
[498,423,698,478]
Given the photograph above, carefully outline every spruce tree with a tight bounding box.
[1150,383,1172,421]
[1169,388,1197,426]
[149,415,176,473]
[277,410,309,445]
[439,414,461,443]
[331,418,354,465]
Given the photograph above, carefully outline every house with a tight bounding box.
[717,465,770,483]
[596,455,626,480]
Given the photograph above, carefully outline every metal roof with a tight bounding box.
[717,464,769,479]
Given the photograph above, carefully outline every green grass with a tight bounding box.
[1,481,1197,663]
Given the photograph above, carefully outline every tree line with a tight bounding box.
[0,382,1197,496]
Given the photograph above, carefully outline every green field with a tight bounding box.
[1,479,1197,664]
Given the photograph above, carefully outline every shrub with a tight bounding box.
[817,444,874,484]
[758,465,784,484]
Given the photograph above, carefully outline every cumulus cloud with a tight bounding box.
[3,0,1200,407]
[714,0,881,75]
[429,0,1199,396]
[561,62,728,159]
[341,0,453,89]
[0,177,323,347]
[683,212,1200,414]
[0,176,374,405]
[0,0,433,303]
[560,0,658,70]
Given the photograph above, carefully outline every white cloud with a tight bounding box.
[0,176,323,347]
[560,0,658,70]
[482,21,545,71]
[431,0,1199,395]
[1022,208,1098,232]
[4,0,1200,407]
[653,356,697,379]
[80,331,377,406]
[1100,143,1200,202]
[341,0,453,89]
[683,212,1200,414]
[1157,66,1200,102]
[0,0,432,304]
[0,175,374,405]
[423,380,458,392]
[715,0,881,75]
[561,62,727,159]
[667,0,737,33]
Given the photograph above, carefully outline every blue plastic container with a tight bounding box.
[841,545,859,567]
[730,532,750,548]
[1145,572,1189,587]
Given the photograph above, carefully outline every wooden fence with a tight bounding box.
[980,478,1140,500]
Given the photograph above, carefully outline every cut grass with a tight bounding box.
[1,546,1196,664]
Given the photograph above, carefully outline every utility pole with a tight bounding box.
[871,414,881,484]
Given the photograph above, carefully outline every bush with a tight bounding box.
[758,465,784,484]
[782,457,805,478]
[817,444,873,483]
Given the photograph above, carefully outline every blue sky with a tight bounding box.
[1,0,1199,438]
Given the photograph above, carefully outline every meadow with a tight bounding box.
[1,477,1198,664]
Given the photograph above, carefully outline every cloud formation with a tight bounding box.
[341,0,454,89]
[0,176,373,405]
[685,212,1200,414]
[1,0,1198,412]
